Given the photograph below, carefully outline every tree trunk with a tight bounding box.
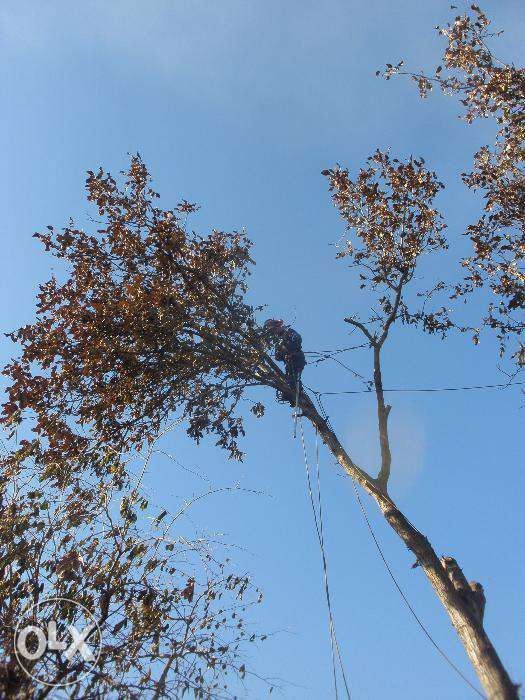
[294,388,519,700]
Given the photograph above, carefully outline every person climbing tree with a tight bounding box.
[263,318,306,391]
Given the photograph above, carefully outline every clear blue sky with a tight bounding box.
[2,1,524,698]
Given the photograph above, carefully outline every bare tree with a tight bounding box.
[0,432,266,698]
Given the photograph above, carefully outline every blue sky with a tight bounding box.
[1,1,524,698]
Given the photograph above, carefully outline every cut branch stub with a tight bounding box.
[441,556,486,625]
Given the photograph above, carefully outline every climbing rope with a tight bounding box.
[299,418,352,699]
[348,479,486,698]
[296,393,485,698]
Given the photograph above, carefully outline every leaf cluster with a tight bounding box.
[323,150,451,341]
[2,156,281,467]
[380,5,524,354]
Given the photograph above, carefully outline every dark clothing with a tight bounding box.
[271,326,306,389]
[283,349,306,387]
[274,328,302,360]
[283,328,302,353]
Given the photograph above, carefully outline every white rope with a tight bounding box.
[299,418,351,699]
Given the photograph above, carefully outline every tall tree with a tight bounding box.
[380,4,524,359]
[3,148,519,698]
[2,8,522,697]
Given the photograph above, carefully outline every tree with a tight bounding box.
[380,4,524,359]
[0,432,265,698]
[320,150,517,699]
[2,7,522,698]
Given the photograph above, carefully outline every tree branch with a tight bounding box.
[343,317,375,344]
[293,384,519,700]
[373,344,392,490]
[378,277,405,348]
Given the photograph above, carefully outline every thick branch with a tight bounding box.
[373,345,392,490]
[282,384,393,507]
[291,385,519,700]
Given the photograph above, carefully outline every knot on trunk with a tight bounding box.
[441,556,485,624]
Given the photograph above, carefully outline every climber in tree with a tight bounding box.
[263,319,306,392]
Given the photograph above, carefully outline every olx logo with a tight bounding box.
[14,597,102,687]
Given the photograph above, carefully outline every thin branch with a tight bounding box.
[378,277,405,348]
[343,317,375,344]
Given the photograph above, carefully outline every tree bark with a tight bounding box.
[290,386,519,700]
[373,345,392,489]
